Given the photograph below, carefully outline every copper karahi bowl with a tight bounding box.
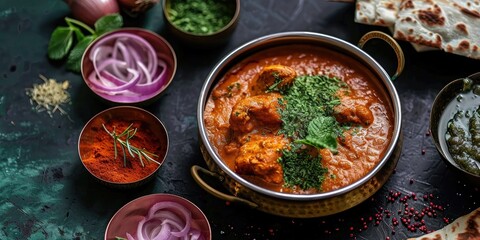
[194,31,404,218]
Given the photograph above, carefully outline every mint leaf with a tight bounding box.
[72,28,86,42]
[47,14,123,73]
[48,27,74,60]
[95,13,123,36]
[295,116,338,151]
[66,35,95,73]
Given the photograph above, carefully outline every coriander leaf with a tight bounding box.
[295,116,338,151]
[48,27,74,60]
[94,13,123,36]
[66,35,95,73]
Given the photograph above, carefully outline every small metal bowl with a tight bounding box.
[81,28,177,106]
[430,72,480,185]
[105,193,211,240]
[78,106,169,188]
[162,0,240,47]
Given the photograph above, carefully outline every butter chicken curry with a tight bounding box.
[204,44,394,194]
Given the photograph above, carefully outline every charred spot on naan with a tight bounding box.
[418,4,445,26]
[394,0,480,59]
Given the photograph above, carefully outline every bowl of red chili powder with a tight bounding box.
[78,106,169,188]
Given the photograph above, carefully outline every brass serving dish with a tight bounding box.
[193,31,404,218]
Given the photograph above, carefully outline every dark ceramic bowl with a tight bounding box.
[430,72,480,185]
[78,106,169,188]
[81,28,177,106]
[105,194,211,240]
[162,0,240,47]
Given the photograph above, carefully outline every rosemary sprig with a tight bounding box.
[102,123,160,167]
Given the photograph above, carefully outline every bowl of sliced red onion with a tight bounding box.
[81,28,176,105]
[105,193,211,240]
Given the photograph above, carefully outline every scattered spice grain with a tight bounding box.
[26,74,70,118]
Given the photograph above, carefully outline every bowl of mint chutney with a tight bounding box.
[430,72,480,185]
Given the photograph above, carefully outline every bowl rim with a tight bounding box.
[162,0,241,37]
[104,193,211,240]
[78,105,169,185]
[430,72,480,180]
[80,27,177,105]
[197,31,402,201]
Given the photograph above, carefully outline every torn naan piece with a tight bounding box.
[394,0,480,59]
[355,0,401,26]
[388,26,438,52]
[407,207,480,240]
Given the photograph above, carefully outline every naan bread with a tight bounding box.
[407,207,480,240]
[388,26,438,52]
[393,0,480,59]
[355,0,401,26]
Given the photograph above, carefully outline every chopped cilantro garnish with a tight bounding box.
[277,74,346,190]
[279,75,344,139]
[278,145,327,190]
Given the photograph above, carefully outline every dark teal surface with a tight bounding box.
[0,1,479,239]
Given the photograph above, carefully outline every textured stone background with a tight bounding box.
[0,0,478,239]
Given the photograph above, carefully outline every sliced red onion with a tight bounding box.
[111,40,131,79]
[87,68,140,92]
[129,60,167,94]
[125,201,203,240]
[124,37,157,77]
[87,32,169,103]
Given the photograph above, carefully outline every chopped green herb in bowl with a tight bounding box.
[162,0,240,47]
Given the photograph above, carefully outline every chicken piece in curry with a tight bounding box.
[229,93,283,133]
[251,65,297,94]
[334,95,374,127]
[234,136,288,184]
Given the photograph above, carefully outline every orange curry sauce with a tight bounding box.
[204,44,394,193]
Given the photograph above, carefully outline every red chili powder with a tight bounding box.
[81,119,163,183]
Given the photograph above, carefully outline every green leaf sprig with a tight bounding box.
[102,123,160,168]
[47,13,123,72]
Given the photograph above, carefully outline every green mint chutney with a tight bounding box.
[441,79,480,176]
[167,0,235,35]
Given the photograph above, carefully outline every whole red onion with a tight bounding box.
[117,0,159,15]
[64,0,120,26]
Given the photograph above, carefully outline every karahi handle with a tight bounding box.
[191,165,259,208]
[358,31,405,81]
